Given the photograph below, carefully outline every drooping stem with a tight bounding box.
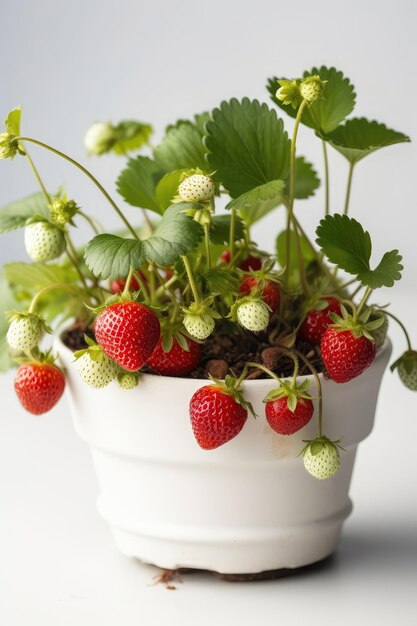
[148,263,157,305]
[243,362,283,385]
[344,162,355,215]
[383,310,412,351]
[64,233,88,289]
[141,208,154,232]
[15,136,139,240]
[181,256,200,304]
[322,140,330,216]
[23,147,52,205]
[284,99,308,291]
[78,210,101,235]
[28,283,79,314]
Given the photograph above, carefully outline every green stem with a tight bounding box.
[344,162,355,215]
[181,256,200,304]
[155,273,178,298]
[148,264,157,305]
[133,271,151,304]
[322,140,330,216]
[28,283,79,314]
[203,223,211,269]
[122,267,135,296]
[64,233,88,289]
[243,362,283,385]
[78,210,101,235]
[383,311,412,351]
[229,206,237,261]
[284,99,308,291]
[356,286,372,319]
[141,208,154,232]
[23,148,52,205]
[16,136,139,240]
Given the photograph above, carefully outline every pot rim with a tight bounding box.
[55,324,391,386]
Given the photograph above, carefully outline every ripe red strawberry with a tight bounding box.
[14,362,65,415]
[239,275,280,313]
[189,383,248,450]
[147,336,201,376]
[299,297,342,344]
[265,396,314,435]
[321,328,376,383]
[219,250,263,271]
[95,301,160,371]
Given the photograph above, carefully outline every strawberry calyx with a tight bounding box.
[73,334,112,364]
[390,349,417,374]
[182,297,221,324]
[238,257,283,289]
[14,347,59,367]
[208,374,257,418]
[263,379,312,412]
[299,435,345,458]
[328,303,385,341]
[6,309,52,334]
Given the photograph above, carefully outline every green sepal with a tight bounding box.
[299,435,345,458]
[6,310,52,335]
[208,374,257,418]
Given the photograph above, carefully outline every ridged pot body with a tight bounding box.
[57,337,391,574]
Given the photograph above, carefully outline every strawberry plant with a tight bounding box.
[0,67,414,480]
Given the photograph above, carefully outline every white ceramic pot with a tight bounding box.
[56,335,392,575]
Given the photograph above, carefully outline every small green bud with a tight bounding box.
[299,75,327,104]
[84,122,116,155]
[117,372,139,390]
[0,133,20,159]
[276,79,301,110]
[50,195,79,227]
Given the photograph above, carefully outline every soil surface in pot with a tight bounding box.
[61,320,326,380]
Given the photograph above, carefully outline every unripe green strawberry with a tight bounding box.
[117,372,139,390]
[302,438,341,480]
[236,298,270,332]
[74,337,117,389]
[183,311,215,341]
[6,313,46,353]
[178,175,215,202]
[391,350,417,391]
[299,75,327,103]
[24,222,65,262]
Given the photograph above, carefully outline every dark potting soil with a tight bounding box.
[61,320,326,380]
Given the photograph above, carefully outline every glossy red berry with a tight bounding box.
[14,363,65,415]
[299,297,342,344]
[147,337,201,376]
[321,328,376,383]
[265,397,314,435]
[189,385,248,450]
[95,302,160,371]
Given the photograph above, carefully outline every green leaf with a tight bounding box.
[358,250,403,289]
[155,170,184,212]
[5,108,21,135]
[116,156,165,214]
[112,121,153,155]
[318,118,411,164]
[267,66,356,133]
[0,192,50,234]
[84,203,203,278]
[209,214,245,245]
[315,214,403,288]
[205,98,291,197]
[286,157,320,200]
[154,118,208,171]
[143,203,203,265]
[276,230,316,274]
[3,262,78,290]
[226,180,286,226]
[205,268,239,295]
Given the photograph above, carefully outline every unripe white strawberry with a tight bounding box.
[84,122,115,155]
[178,175,215,202]
[6,313,45,353]
[299,75,327,104]
[117,372,139,390]
[183,312,215,341]
[24,222,66,262]
[303,439,341,480]
[76,351,117,388]
[391,350,417,391]
[236,299,269,332]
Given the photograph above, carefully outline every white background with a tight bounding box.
[1,0,416,624]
